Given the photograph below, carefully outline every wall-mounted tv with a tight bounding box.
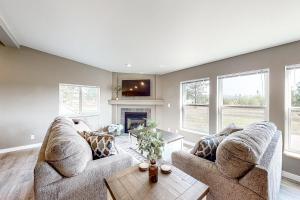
[122,79,150,96]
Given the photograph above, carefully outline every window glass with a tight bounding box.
[286,67,300,153]
[218,70,268,129]
[222,73,266,106]
[181,79,209,133]
[60,85,80,115]
[82,87,99,113]
[59,84,99,116]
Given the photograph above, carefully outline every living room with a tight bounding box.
[1,1,300,200]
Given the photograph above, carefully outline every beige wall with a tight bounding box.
[0,46,112,149]
[160,41,300,176]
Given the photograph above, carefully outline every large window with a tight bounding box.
[59,84,100,116]
[218,69,269,129]
[181,78,209,133]
[286,65,300,154]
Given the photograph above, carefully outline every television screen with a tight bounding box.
[122,80,150,96]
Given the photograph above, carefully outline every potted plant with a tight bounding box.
[136,121,164,161]
[136,121,164,182]
[113,85,122,100]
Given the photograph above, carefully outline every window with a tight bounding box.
[218,69,269,129]
[181,78,209,133]
[59,84,100,116]
[286,65,300,154]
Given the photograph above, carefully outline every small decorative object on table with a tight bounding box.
[138,162,149,171]
[160,164,172,174]
[149,159,158,183]
[135,121,164,183]
[108,124,124,136]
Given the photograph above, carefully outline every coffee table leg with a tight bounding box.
[107,189,113,200]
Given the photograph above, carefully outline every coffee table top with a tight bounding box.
[105,165,209,200]
[129,129,184,144]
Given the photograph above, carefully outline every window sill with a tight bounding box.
[284,151,300,160]
[180,128,209,136]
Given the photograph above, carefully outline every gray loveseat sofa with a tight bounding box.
[34,117,132,200]
[172,122,282,200]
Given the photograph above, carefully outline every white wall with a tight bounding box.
[0,46,112,148]
[160,41,300,176]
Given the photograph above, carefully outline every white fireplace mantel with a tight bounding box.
[108,99,165,106]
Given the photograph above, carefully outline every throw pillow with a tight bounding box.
[79,131,117,159]
[191,123,243,161]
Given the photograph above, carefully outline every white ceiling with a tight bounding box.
[1,0,300,74]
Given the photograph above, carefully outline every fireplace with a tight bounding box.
[124,112,147,133]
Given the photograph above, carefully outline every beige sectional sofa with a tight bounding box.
[34,117,132,200]
[172,122,282,200]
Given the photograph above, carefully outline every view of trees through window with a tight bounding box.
[219,71,268,128]
[286,67,300,153]
[181,79,209,133]
[59,84,99,116]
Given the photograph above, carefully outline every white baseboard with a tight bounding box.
[282,171,300,183]
[0,143,42,154]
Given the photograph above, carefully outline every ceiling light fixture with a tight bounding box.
[126,64,132,68]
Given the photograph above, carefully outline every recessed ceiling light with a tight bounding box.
[126,64,132,68]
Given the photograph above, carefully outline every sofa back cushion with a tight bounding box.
[72,118,92,132]
[216,122,277,178]
[45,117,92,177]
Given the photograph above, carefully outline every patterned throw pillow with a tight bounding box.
[191,123,242,161]
[79,131,117,159]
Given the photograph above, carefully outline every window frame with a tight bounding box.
[217,69,269,131]
[180,78,210,135]
[59,83,100,117]
[285,65,300,155]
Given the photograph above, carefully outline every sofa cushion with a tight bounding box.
[79,131,117,159]
[45,117,93,177]
[72,118,92,132]
[216,121,277,178]
[191,123,242,161]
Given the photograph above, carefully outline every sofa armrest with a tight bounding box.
[172,151,220,184]
[85,152,133,173]
[35,153,133,200]
[34,161,63,188]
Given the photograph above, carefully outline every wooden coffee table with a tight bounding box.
[105,165,209,200]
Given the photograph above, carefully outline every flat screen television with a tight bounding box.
[122,79,150,96]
